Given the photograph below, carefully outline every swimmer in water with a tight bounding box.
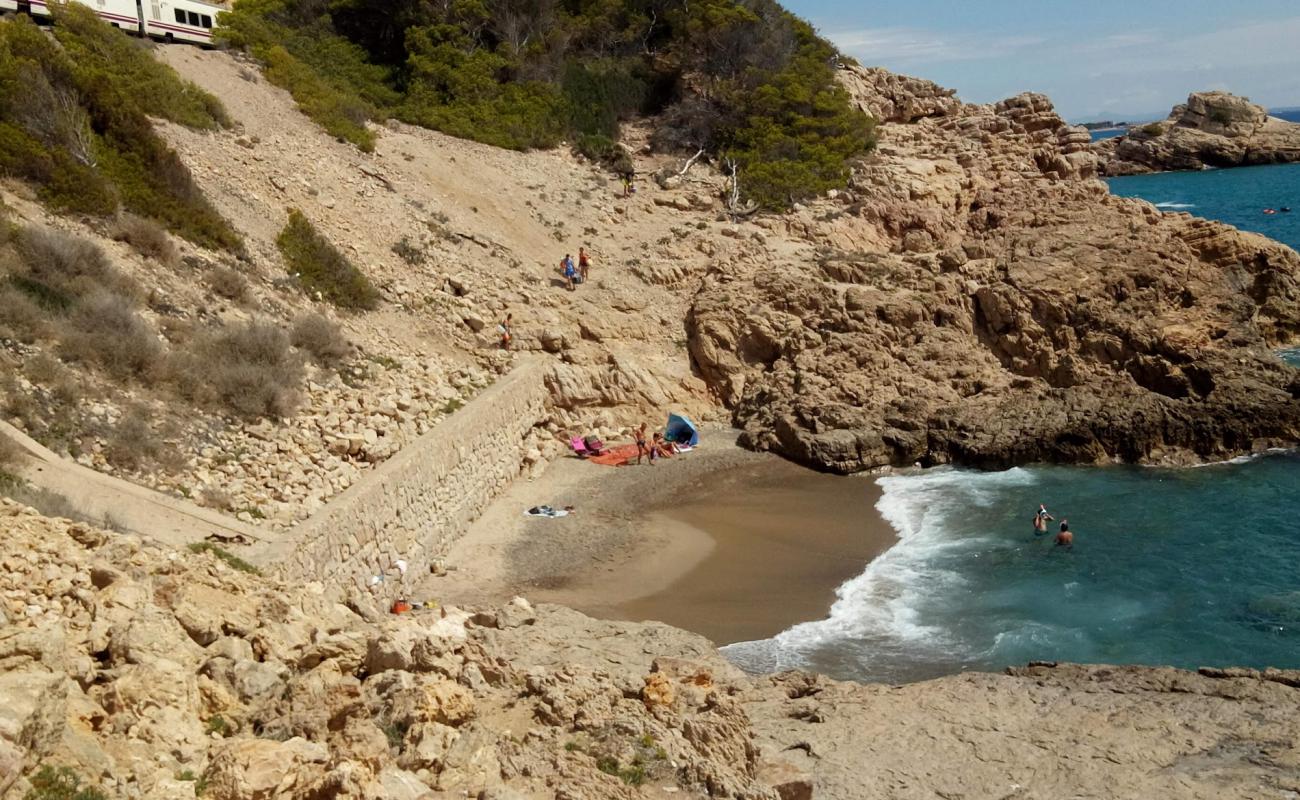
[1033,503,1053,534]
[1055,519,1074,548]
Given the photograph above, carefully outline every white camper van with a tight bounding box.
[26,0,143,30]
[142,0,219,45]
[0,1,20,14]
[19,0,223,46]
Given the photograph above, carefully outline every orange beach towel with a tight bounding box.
[586,442,677,467]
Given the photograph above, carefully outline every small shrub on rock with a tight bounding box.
[59,292,163,383]
[16,227,139,301]
[111,214,179,268]
[276,209,379,311]
[206,266,251,302]
[170,319,304,420]
[390,236,425,266]
[0,285,49,342]
[291,312,351,366]
[104,409,161,472]
[0,429,23,470]
[23,764,107,800]
[187,543,259,574]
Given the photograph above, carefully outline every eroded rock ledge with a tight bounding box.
[688,69,1300,473]
[4,501,1300,799]
[1098,91,1300,175]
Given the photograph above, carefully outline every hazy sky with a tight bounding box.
[783,0,1300,121]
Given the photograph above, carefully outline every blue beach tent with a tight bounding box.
[665,413,700,446]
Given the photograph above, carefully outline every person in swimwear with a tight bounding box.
[1055,519,1074,548]
[1034,503,1054,534]
[634,422,649,465]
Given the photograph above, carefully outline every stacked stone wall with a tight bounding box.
[264,359,549,591]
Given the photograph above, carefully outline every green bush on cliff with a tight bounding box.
[216,0,876,208]
[0,9,241,250]
[24,765,107,800]
[277,209,380,310]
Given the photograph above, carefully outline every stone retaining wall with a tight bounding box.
[261,358,550,591]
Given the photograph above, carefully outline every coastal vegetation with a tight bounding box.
[217,0,876,208]
[0,6,241,250]
[276,209,380,310]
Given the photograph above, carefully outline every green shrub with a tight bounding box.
[204,713,232,735]
[1140,122,1166,137]
[23,765,107,800]
[261,45,377,151]
[719,17,876,209]
[390,236,425,266]
[188,543,259,574]
[214,0,874,206]
[574,134,633,176]
[0,284,54,341]
[216,3,396,152]
[52,4,230,130]
[276,209,379,310]
[0,11,240,250]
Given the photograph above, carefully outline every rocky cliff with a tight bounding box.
[4,502,1300,799]
[687,68,1300,473]
[1098,91,1300,175]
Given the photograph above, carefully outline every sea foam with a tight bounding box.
[722,466,1037,677]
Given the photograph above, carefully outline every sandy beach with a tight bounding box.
[419,429,897,645]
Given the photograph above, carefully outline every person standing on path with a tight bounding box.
[561,254,576,291]
[578,247,591,283]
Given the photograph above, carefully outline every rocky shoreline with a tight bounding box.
[1097,91,1300,176]
[4,500,1300,799]
[687,70,1300,474]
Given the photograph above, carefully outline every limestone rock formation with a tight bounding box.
[5,502,1298,799]
[687,71,1300,473]
[1099,91,1300,175]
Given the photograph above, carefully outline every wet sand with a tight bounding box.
[593,459,892,644]
[420,430,896,646]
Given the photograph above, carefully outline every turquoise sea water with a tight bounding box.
[725,454,1300,683]
[724,153,1300,684]
[1109,163,1300,251]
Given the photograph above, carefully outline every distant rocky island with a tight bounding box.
[1097,91,1300,175]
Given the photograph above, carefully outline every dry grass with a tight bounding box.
[199,487,235,511]
[169,319,304,419]
[206,266,250,302]
[0,285,50,342]
[59,292,163,382]
[17,226,140,301]
[291,313,351,366]
[0,431,23,470]
[104,408,161,472]
[111,213,179,268]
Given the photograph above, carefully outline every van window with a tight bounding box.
[173,8,184,22]
[187,10,200,25]
[200,14,211,28]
